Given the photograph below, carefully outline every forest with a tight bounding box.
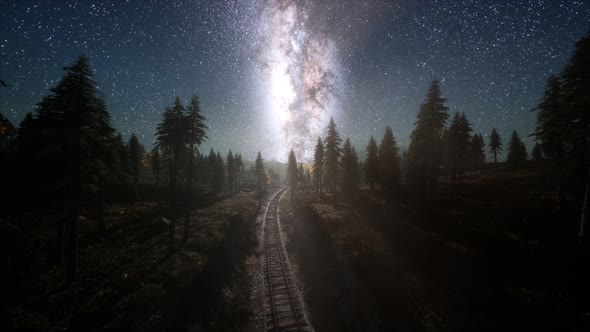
[0,27,589,332]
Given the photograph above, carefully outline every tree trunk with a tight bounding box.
[98,172,105,235]
[185,140,194,243]
[169,151,178,255]
[494,151,497,167]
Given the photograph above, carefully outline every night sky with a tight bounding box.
[1,0,589,162]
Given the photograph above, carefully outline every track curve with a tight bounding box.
[262,188,311,332]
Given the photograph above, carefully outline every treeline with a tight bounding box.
[286,82,530,199]
[0,56,250,283]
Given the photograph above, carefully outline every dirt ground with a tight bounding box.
[279,164,590,331]
[1,189,261,330]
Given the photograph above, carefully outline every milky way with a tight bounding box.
[256,0,342,161]
[1,1,589,162]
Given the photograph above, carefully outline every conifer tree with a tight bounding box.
[227,151,235,195]
[151,146,160,185]
[533,75,564,163]
[32,55,115,282]
[407,80,449,194]
[255,151,265,206]
[532,143,543,161]
[214,151,225,193]
[448,112,472,183]
[489,128,503,167]
[156,96,187,255]
[507,130,527,164]
[470,134,486,169]
[235,153,243,192]
[287,150,298,199]
[183,95,207,240]
[365,136,379,191]
[342,138,360,196]
[323,118,342,194]
[378,126,400,190]
[128,133,144,185]
[313,137,324,195]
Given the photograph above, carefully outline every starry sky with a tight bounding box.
[1,0,589,162]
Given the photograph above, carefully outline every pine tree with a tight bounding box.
[255,151,265,206]
[184,95,207,240]
[507,130,527,164]
[323,118,342,194]
[448,112,472,183]
[128,133,144,185]
[31,55,115,282]
[365,136,379,191]
[533,75,564,163]
[407,80,449,194]
[227,151,235,195]
[151,146,160,185]
[235,153,243,192]
[532,143,543,161]
[489,128,503,167]
[313,137,324,195]
[470,134,486,169]
[378,126,400,191]
[214,151,225,193]
[287,150,298,199]
[342,138,360,196]
[155,96,187,255]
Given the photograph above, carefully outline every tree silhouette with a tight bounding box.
[313,137,324,195]
[128,133,144,185]
[31,55,115,282]
[531,143,543,161]
[235,153,243,192]
[470,134,486,170]
[489,128,503,167]
[184,95,208,241]
[507,130,527,164]
[407,80,449,194]
[287,150,298,200]
[227,151,235,195]
[448,112,472,183]
[324,118,342,194]
[255,151,265,206]
[365,136,379,191]
[342,138,360,196]
[151,146,160,185]
[378,126,400,191]
[156,96,187,255]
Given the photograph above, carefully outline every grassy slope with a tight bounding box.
[1,190,260,330]
[281,164,590,331]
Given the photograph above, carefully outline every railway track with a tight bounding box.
[262,188,311,332]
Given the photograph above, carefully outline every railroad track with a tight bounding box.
[262,188,311,332]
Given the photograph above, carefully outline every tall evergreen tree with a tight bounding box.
[155,96,187,255]
[531,143,544,161]
[489,128,503,167]
[470,134,486,169]
[227,151,235,195]
[128,133,144,185]
[507,130,527,164]
[32,55,115,282]
[448,112,472,183]
[378,126,401,190]
[533,75,565,163]
[235,153,243,192]
[342,138,360,196]
[365,136,379,191]
[151,146,160,185]
[323,118,342,194]
[255,151,265,206]
[407,80,449,194]
[184,95,207,240]
[287,150,298,199]
[313,137,324,195]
